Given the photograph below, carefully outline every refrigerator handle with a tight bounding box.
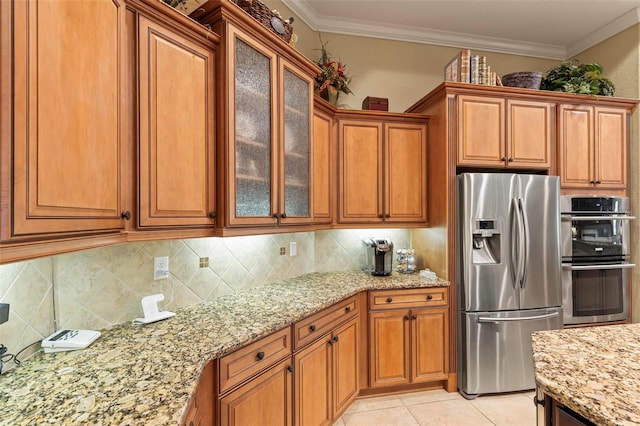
[478,312,560,323]
[518,198,529,289]
[510,198,521,287]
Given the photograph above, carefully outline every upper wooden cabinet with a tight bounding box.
[457,95,553,169]
[192,3,319,230]
[2,0,127,241]
[558,104,628,192]
[312,100,336,225]
[337,112,428,225]
[137,13,217,228]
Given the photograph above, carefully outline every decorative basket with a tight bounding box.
[233,0,293,43]
[501,71,543,89]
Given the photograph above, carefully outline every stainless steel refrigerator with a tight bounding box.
[457,173,563,399]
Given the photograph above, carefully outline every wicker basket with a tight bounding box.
[233,0,293,43]
[501,71,543,89]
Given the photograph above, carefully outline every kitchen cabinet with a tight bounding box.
[137,13,217,228]
[558,104,628,192]
[337,112,428,224]
[312,99,336,224]
[180,361,215,426]
[217,327,292,426]
[457,95,553,169]
[368,288,449,388]
[540,393,596,426]
[193,3,319,229]
[1,0,127,241]
[293,297,359,424]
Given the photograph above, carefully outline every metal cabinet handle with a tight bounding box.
[309,324,316,332]
[121,211,131,220]
[378,214,384,219]
[272,213,279,219]
[427,295,433,300]
[333,335,339,342]
[412,314,417,320]
[281,212,287,219]
[287,365,293,373]
[508,158,514,162]
[256,351,265,360]
[209,211,217,219]
[345,306,351,313]
[501,157,507,161]
[404,315,409,320]
[386,297,393,303]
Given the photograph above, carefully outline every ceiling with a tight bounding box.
[281,0,640,59]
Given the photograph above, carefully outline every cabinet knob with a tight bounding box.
[328,338,334,345]
[508,158,514,162]
[287,365,294,373]
[209,211,217,219]
[595,180,602,185]
[345,306,351,313]
[590,180,596,184]
[386,297,393,303]
[281,212,287,219]
[189,421,194,426]
[501,157,507,161]
[256,351,265,360]
[385,214,390,218]
[378,214,384,219]
[309,324,316,332]
[533,395,545,407]
[404,315,410,321]
[121,211,131,220]
[412,314,417,320]
[333,335,339,342]
[427,295,433,300]
[272,213,280,219]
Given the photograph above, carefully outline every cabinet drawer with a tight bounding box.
[218,327,291,393]
[293,296,358,349]
[369,288,448,310]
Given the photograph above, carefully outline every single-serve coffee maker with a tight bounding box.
[362,238,393,276]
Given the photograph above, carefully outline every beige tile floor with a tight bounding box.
[333,389,537,426]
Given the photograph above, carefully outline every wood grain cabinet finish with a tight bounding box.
[457,95,552,169]
[3,0,126,239]
[180,361,215,426]
[312,101,335,224]
[368,288,449,388]
[294,313,359,425]
[338,115,428,224]
[558,104,628,191]
[219,358,293,426]
[138,15,216,228]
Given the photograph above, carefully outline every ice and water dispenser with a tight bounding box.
[472,219,501,264]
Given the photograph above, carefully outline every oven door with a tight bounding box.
[562,263,633,325]
[561,215,634,262]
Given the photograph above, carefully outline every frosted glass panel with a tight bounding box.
[283,69,310,217]
[235,39,272,217]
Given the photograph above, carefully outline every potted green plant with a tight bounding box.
[540,59,615,96]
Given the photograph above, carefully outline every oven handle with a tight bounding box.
[562,263,636,271]
[561,215,636,221]
[478,312,559,323]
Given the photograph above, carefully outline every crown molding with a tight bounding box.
[566,7,640,58]
[282,0,640,60]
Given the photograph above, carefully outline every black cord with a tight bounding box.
[0,340,43,374]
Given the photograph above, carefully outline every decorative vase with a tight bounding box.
[319,85,340,106]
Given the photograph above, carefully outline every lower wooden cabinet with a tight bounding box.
[181,362,215,426]
[294,316,359,425]
[219,358,293,426]
[542,394,596,426]
[368,288,449,388]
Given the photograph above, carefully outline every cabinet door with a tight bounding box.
[10,0,125,236]
[294,335,332,426]
[338,120,383,223]
[411,308,449,383]
[332,317,359,418]
[507,100,553,169]
[138,16,216,227]
[181,362,214,426]
[594,107,627,189]
[558,105,595,189]
[457,95,505,166]
[312,106,334,224]
[227,26,278,226]
[219,359,292,426]
[369,310,410,387]
[279,59,313,224]
[385,122,427,223]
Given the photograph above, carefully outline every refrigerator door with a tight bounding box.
[517,175,562,309]
[459,307,563,398]
[459,173,518,312]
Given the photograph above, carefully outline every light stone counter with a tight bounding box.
[0,270,448,425]
[532,324,640,426]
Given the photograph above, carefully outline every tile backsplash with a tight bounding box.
[0,228,410,369]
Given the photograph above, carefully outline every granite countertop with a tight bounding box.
[0,270,448,425]
[532,323,640,426]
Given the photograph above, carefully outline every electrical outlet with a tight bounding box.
[279,247,286,255]
[0,303,9,324]
[289,242,297,257]
[153,256,169,280]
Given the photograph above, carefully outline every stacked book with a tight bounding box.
[444,49,500,86]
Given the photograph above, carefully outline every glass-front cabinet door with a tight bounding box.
[280,60,313,224]
[227,25,313,227]
[228,27,277,226]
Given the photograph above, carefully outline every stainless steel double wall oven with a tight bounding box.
[561,196,635,325]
